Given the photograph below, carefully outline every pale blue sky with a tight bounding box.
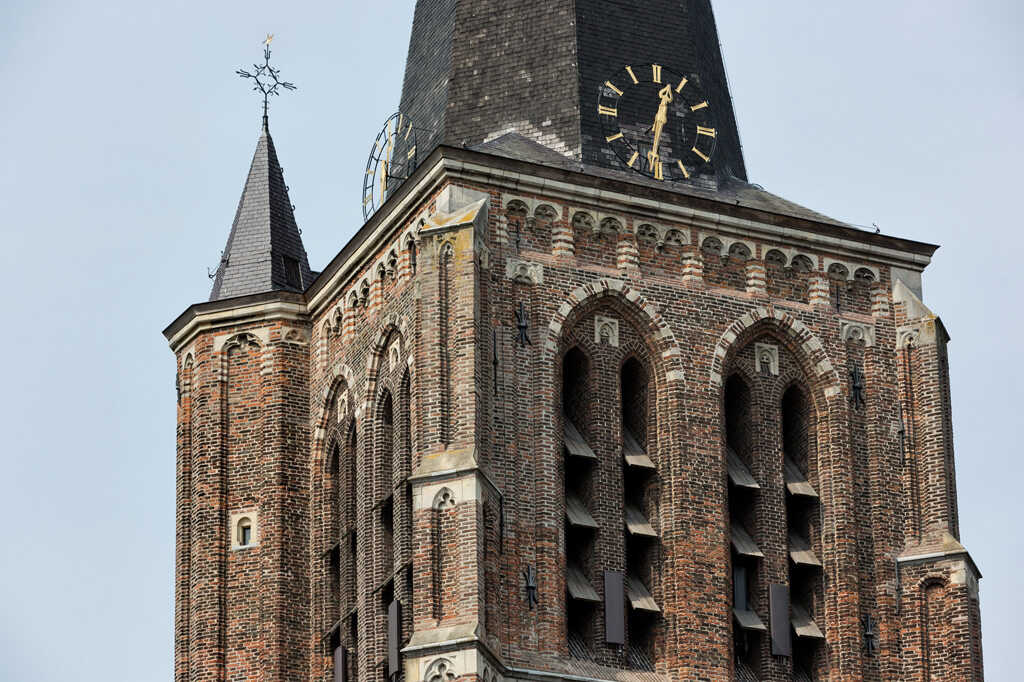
[0,1,1019,679]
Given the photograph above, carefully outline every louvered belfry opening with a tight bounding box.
[327,442,342,623]
[621,357,660,671]
[724,374,765,675]
[377,392,396,584]
[562,347,600,657]
[782,385,825,678]
[342,423,359,680]
[327,415,359,682]
[398,370,414,650]
[376,389,397,679]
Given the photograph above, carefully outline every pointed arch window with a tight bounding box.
[782,384,825,678]
[620,357,660,671]
[325,422,359,681]
[562,347,600,657]
[377,391,395,580]
[725,374,766,673]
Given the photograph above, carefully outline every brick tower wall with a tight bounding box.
[171,158,982,680]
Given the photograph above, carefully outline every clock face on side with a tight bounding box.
[363,112,418,220]
[597,63,717,182]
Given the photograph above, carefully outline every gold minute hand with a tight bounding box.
[648,85,674,168]
[380,122,395,202]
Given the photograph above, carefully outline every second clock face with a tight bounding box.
[597,63,717,182]
[362,112,418,220]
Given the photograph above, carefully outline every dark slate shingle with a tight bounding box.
[209,120,314,302]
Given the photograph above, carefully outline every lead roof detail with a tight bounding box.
[209,120,313,302]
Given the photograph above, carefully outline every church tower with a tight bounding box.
[166,2,983,680]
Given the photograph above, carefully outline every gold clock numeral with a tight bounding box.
[653,162,664,180]
[627,151,639,167]
[696,126,717,138]
[652,64,662,83]
[366,168,375,175]
[405,123,413,140]
[606,132,624,142]
[692,147,711,163]
[626,66,639,84]
[677,160,691,179]
[407,145,417,160]
[363,194,372,206]
[598,104,618,117]
[691,101,709,112]
[605,80,624,96]
[675,77,688,93]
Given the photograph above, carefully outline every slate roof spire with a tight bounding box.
[398,0,746,182]
[208,118,313,301]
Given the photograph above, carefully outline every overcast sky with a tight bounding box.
[0,1,1019,680]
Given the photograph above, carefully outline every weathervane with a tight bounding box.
[236,34,296,123]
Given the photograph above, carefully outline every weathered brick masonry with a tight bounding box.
[165,1,982,679]
[166,143,983,680]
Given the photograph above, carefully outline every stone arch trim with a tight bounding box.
[710,306,841,400]
[542,278,685,383]
[918,574,950,591]
[432,487,457,509]
[180,352,195,400]
[213,330,270,381]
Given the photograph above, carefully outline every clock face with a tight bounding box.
[363,112,418,220]
[597,64,717,182]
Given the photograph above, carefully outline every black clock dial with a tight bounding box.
[363,112,419,220]
[597,64,717,182]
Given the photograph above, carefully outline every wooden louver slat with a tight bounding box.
[625,574,660,613]
[731,525,764,559]
[733,607,768,632]
[625,505,658,538]
[788,532,823,568]
[784,457,818,499]
[792,604,825,639]
[623,429,656,470]
[566,493,598,529]
[563,417,597,460]
[727,449,760,489]
[567,564,600,602]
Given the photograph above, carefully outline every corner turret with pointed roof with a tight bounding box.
[208,118,313,301]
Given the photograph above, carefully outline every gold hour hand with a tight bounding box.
[648,85,674,171]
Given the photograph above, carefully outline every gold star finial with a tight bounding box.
[264,34,274,47]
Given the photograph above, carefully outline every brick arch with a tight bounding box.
[315,367,355,452]
[364,313,410,408]
[710,306,841,403]
[542,277,685,383]
[213,331,268,383]
[918,574,949,590]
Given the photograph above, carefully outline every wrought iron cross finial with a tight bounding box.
[236,35,296,123]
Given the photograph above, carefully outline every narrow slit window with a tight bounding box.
[237,517,252,546]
